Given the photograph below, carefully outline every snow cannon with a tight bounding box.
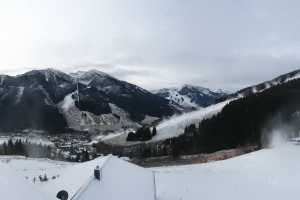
[94,165,101,181]
[56,190,69,200]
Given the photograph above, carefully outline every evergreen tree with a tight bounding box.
[152,126,157,136]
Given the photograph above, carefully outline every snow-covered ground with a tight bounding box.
[1,143,300,200]
[153,99,233,141]
[155,87,199,109]
[154,144,300,200]
[90,128,136,144]
[0,161,51,200]
[104,99,233,145]
[0,156,71,184]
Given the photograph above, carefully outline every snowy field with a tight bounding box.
[154,144,300,200]
[0,156,71,184]
[1,143,300,200]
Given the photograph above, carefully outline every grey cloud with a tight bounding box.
[0,0,300,91]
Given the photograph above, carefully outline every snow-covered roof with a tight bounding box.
[0,163,50,200]
[42,155,155,200]
[75,156,155,200]
[41,155,110,199]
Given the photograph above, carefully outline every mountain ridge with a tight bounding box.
[0,68,180,133]
[153,84,228,110]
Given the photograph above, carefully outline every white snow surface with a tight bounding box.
[153,144,300,200]
[41,156,110,199]
[0,155,154,200]
[0,160,52,200]
[70,69,112,86]
[15,86,24,104]
[2,144,300,199]
[154,100,232,141]
[237,71,300,97]
[159,87,199,109]
[284,73,300,83]
[0,75,5,85]
[104,99,233,145]
[74,156,155,200]
[61,93,75,112]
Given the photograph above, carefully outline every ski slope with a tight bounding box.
[153,100,232,141]
[154,144,300,200]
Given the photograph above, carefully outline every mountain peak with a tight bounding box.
[154,84,228,110]
[70,69,114,86]
[22,68,70,79]
[227,68,300,99]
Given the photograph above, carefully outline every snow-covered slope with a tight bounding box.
[154,144,300,200]
[228,69,300,99]
[154,87,198,109]
[74,156,155,200]
[153,70,300,142]
[153,99,233,141]
[42,156,110,199]
[0,155,155,200]
[0,161,52,200]
[102,99,233,145]
[154,85,228,110]
[58,92,139,132]
[2,144,300,200]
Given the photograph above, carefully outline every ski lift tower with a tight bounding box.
[77,78,84,131]
[76,78,80,106]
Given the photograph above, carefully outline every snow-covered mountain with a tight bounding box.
[226,69,300,99]
[0,68,180,133]
[149,69,300,144]
[153,85,228,110]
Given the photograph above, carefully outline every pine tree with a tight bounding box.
[152,126,157,136]
[7,139,14,155]
[2,142,7,155]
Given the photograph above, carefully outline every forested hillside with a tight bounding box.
[168,78,300,155]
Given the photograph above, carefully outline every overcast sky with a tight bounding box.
[0,0,300,90]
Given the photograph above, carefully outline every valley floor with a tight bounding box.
[1,143,299,200]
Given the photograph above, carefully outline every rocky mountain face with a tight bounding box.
[0,69,180,133]
[153,85,228,110]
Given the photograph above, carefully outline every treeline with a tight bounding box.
[0,139,97,162]
[0,139,51,158]
[127,126,157,141]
